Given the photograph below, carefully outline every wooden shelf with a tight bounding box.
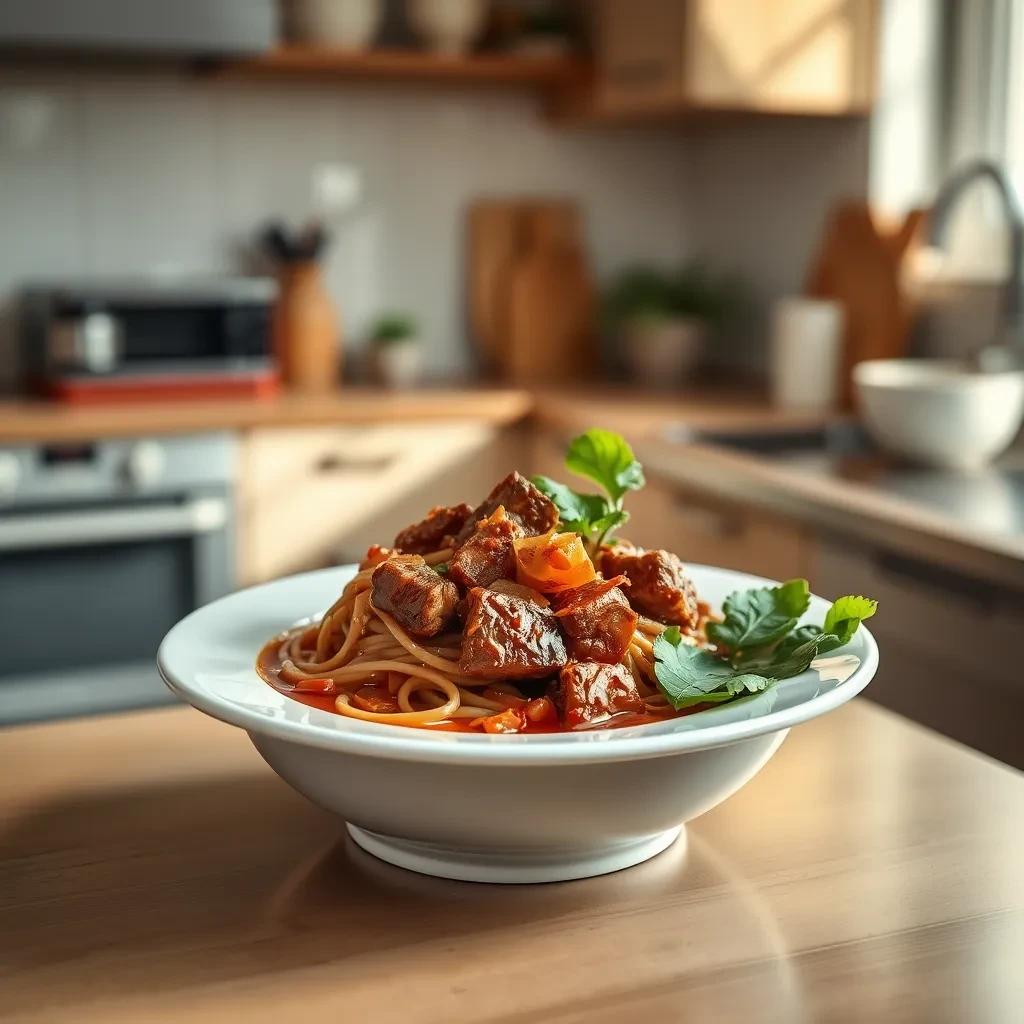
[211,47,589,91]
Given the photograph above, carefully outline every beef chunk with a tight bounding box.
[599,544,699,629]
[449,507,522,590]
[370,556,459,638]
[553,575,638,663]
[455,472,557,543]
[554,661,645,728]
[460,587,567,679]
[394,503,473,554]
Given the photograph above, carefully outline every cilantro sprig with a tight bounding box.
[532,428,645,552]
[654,581,877,711]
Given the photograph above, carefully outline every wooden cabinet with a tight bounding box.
[816,538,1024,769]
[531,429,816,581]
[586,0,877,118]
[239,421,525,584]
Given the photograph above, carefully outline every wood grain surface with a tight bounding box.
[0,388,534,444]
[2,702,1022,1023]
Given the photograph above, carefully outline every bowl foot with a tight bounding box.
[346,823,684,884]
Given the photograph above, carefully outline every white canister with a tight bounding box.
[770,297,844,409]
[285,0,383,48]
[407,0,487,55]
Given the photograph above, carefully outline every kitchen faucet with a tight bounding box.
[927,159,1024,368]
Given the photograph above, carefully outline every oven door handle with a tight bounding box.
[0,497,229,552]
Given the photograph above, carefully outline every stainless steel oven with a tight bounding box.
[0,432,236,725]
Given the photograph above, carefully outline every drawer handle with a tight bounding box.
[314,453,398,474]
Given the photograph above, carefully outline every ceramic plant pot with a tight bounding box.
[371,341,423,389]
[623,317,705,389]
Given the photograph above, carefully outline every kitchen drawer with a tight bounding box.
[816,537,1024,767]
[816,540,1024,679]
[240,421,517,584]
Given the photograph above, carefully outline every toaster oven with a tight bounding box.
[20,276,279,402]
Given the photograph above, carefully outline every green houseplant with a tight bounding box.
[604,262,736,387]
[369,312,422,389]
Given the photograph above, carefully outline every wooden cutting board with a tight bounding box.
[467,200,526,371]
[806,200,924,406]
[505,201,595,382]
[467,198,595,382]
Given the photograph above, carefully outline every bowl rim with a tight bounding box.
[853,357,1024,393]
[157,563,878,766]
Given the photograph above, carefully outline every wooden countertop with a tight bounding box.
[3,384,1021,579]
[0,385,819,445]
[0,388,535,443]
[3,702,1022,1022]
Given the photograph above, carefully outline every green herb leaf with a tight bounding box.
[564,429,645,505]
[531,476,610,533]
[735,594,877,674]
[432,562,449,576]
[823,595,878,645]
[653,627,775,710]
[531,475,630,547]
[739,631,828,677]
[706,578,810,653]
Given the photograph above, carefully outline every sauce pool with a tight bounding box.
[256,637,704,734]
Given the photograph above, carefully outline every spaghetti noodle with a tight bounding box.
[257,458,714,733]
[258,553,712,733]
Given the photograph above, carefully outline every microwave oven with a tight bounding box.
[20,276,279,402]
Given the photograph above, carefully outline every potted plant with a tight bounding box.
[603,262,734,388]
[369,312,422,389]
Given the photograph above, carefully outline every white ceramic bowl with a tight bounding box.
[854,358,1024,468]
[158,564,878,884]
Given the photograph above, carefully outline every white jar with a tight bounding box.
[285,0,383,48]
[407,0,487,55]
[770,297,843,409]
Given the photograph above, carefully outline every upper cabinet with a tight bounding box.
[569,0,877,121]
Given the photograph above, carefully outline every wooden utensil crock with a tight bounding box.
[273,261,341,392]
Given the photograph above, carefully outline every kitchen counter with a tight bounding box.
[0,388,535,443]
[0,385,820,445]
[3,384,1023,581]
[2,702,1022,1022]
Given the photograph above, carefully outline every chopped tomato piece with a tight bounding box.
[481,708,526,734]
[514,530,596,594]
[351,686,401,714]
[292,678,337,694]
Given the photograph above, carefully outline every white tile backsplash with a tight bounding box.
[0,66,870,388]
[0,68,695,384]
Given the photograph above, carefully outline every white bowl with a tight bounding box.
[158,564,878,883]
[853,358,1024,468]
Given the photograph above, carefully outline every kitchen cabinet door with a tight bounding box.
[239,422,525,584]
[590,0,877,117]
[815,538,1024,769]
